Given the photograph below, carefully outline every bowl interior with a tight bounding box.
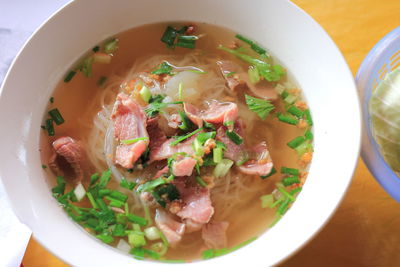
[0,0,360,265]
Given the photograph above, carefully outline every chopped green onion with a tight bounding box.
[277,198,291,215]
[92,45,100,52]
[130,247,145,259]
[112,224,127,237]
[86,192,98,209]
[235,34,267,56]
[176,35,197,49]
[127,213,147,226]
[48,108,65,125]
[90,173,100,186]
[277,113,298,125]
[104,38,119,54]
[196,131,216,144]
[120,137,149,145]
[287,106,304,118]
[226,130,243,145]
[204,121,216,130]
[213,147,223,163]
[120,178,136,190]
[151,242,168,256]
[260,167,277,179]
[304,109,313,126]
[93,52,112,64]
[287,136,306,149]
[290,187,302,195]
[144,226,161,241]
[170,128,203,146]
[96,233,114,244]
[145,100,183,117]
[305,129,313,140]
[281,90,289,99]
[178,110,194,132]
[277,186,295,202]
[260,194,274,208]
[49,97,54,103]
[80,56,94,77]
[248,65,260,84]
[41,164,47,169]
[64,70,76,83]
[98,169,112,188]
[282,176,300,187]
[294,141,313,156]
[213,159,234,178]
[281,167,299,176]
[161,26,178,47]
[137,177,167,193]
[245,94,275,120]
[195,176,207,187]
[151,61,173,75]
[128,231,146,247]
[178,82,183,100]
[45,118,55,136]
[97,76,107,88]
[108,190,128,202]
[51,176,66,197]
[140,86,152,103]
[284,94,297,105]
[193,138,205,157]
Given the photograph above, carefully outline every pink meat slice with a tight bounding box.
[202,221,229,249]
[238,142,274,176]
[49,136,85,182]
[183,100,238,128]
[172,157,197,177]
[146,116,167,153]
[111,92,149,169]
[216,60,278,100]
[155,209,185,247]
[149,136,196,163]
[174,179,214,232]
[216,120,247,162]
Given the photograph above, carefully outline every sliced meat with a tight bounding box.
[49,136,86,182]
[238,142,274,176]
[146,116,168,154]
[155,209,185,247]
[216,120,247,163]
[174,178,214,232]
[172,157,197,177]
[111,92,149,169]
[155,165,169,178]
[183,100,238,128]
[149,136,196,163]
[167,113,182,129]
[216,60,278,100]
[202,221,229,249]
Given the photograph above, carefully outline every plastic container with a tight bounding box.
[357,26,400,201]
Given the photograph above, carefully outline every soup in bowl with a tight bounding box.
[0,0,360,266]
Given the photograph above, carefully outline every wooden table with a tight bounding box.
[22,0,400,266]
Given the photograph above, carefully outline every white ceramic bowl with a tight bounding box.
[0,0,360,266]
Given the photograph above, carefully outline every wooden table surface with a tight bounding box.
[22,0,400,266]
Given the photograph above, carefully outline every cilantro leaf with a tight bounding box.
[245,94,275,120]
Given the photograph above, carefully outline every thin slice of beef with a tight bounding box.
[149,136,196,163]
[238,142,274,176]
[111,92,149,169]
[172,156,197,177]
[155,209,185,247]
[183,100,238,128]
[216,60,278,100]
[216,120,247,163]
[49,136,86,182]
[202,221,229,249]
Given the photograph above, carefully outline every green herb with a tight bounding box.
[49,97,54,103]
[260,194,274,208]
[97,76,107,88]
[294,141,313,156]
[287,136,306,149]
[282,176,300,187]
[64,70,76,83]
[290,187,302,195]
[126,213,147,226]
[48,108,65,125]
[130,247,145,259]
[248,65,260,84]
[235,34,267,56]
[145,100,183,117]
[161,26,178,47]
[92,45,100,52]
[176,35,198,49]
[260,167,277,179]
[45,118,55,136]
[277,186,295,202]
[305,129,313,140]
[170,128,203,146]
[203,121,216,130]
[137,177,168,193]
[178,82,183,100]
[195,176,207,187]
[151,61,174,75]
[120,178,136,190]
[86,191,98,209]
[112,223,126,237]
[304,109,313,126]
[90,173,100,186]
[80,56,94,77]
[277,198,291,215]
[245,94,275,120]
[98,168,112,188]
[41,164,47,169]
[213,159,234,178]
[178,110,194,132]
[277,113,298,125]
[120,137,149,145]
[213,147,223,164]
[52,176,66,197]
[196,131,216,144]
[152,184,180,207]
[281,90,289,99]
[96,233,114,244]
[287,106,304,117]
[104,38,119,54]
[225,130,243,145]
[281,167,299,176]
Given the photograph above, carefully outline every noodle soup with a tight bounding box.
[40,22,313,262]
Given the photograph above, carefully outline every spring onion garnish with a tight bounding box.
[304,109,313,126]
[281,90,289,99]
[196,131,216,144]
[64,70,76,83]
[151,61,174,75]
[260,194,274,208]
[225,130,243,145]
[45,118,55,136]
[140,86,152,103]
[287,106,304,118]
[48,108,65,125]
[145,99,183,117]
[305,129,313,140]
[294,141,313,156]
[49,97,54,103]
[127,214,148,226]
[213,159,234,178]
[248,65,260,84]
[97,233,114,244]
[92,45,100,52]
[195,176,207,187]
[178,82,184,100]
[277,186,295,202]
[213,147,223,163]
[80,56,94,77]
[287,136,306,149]
[290,187,302,195]
[144,226,161,241]
[120,178,136,190]
[137,177,168,193]
[161,26,178,47]
[281,167,299,176]
[193,138,205,157]
[177,111,194,132]
[260,167,277,179]
[284,94,297,105]
[277,113,298,125]
[282,176,300,187]
[120,137,149,145]
[170,128,203,146]
[204,121,216,130]
[176,35,198,49]
[235,34,268,56]
[153,184,180,208]
[245,94,275,120]
[104,38,119,54]
[277,198,291,215]
[41,164,47,169]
